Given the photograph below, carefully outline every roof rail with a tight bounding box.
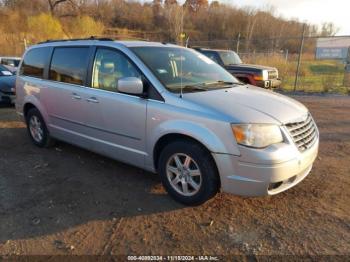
[38,36,114,44]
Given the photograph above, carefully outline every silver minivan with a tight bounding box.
[15,39,319,205]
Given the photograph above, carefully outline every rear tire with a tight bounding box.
[158,140,220,205]
[26,108,55,148]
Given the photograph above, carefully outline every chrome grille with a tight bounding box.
[268,70,278,80]
[285,114,318,152]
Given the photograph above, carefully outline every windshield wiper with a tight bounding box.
[212,81,245,86]
[178,81,244,93]
[181,84,209,92]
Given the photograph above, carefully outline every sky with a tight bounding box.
[224,0,349,35]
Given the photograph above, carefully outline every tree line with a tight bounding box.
[0,0,339,55]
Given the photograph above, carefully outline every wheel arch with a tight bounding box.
[152,133,221,187]
[23,102,37,118]
[22,96,49,125]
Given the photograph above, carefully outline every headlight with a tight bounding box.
[262,70,269,80]
[231,124,283,148]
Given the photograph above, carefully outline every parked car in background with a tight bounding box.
[194,48,281,89]
[0,64,16,105]
[16,39,318,205]
[0,56,22,73]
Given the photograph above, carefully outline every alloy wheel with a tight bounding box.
[29,115,44,143]
[166,153,202,197]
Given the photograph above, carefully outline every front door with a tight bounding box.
[83,47,148,167]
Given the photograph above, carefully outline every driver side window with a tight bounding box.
[92,48,141,92]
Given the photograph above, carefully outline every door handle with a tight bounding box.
[72,93,81,100]
[87,97,99,103]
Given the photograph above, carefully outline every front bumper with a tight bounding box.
[213,139,319,196]
[257,78,282,89]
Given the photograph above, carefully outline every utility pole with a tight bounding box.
[294,24,306,92]
[185,37,190,48]
[24,38,28,50]
[236,33,241,54]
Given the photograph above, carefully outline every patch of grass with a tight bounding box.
[248,54,348,94]
[309,61,345,74]
[281,74,345,92]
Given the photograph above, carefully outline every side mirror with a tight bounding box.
[117,77,144,95]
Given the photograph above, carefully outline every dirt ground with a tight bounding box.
[0,95,349,258]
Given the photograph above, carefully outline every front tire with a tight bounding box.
[26,108,54,148]
[158,140,220,205]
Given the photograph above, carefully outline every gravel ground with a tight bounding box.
[0,96,349,258]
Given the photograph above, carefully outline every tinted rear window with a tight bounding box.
[20,47,50,78]
[49,47,90,85]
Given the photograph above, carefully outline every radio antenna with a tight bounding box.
[180,5,184,98]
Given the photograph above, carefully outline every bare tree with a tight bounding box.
[47,0,80,17]
[48,0,67,15]
[244,7,257,53]
[0,0,324,55]
[164,2,184,44]
[184,0,208,13]
[320,22,339,36]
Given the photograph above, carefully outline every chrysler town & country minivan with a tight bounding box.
[15,39,319,205]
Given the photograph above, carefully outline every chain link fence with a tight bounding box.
[189,35,350,94]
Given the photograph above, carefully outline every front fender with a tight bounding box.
[146,119,240,171]
[154,120,228,152]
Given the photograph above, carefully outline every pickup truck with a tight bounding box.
[195,48,281,89]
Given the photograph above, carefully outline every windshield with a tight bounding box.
[131,47,239,93]
[1,58,20,67]
[219,51,242,66]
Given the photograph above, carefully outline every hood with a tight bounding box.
[183,85,308,125]
[225,63,276,72]
[0,75,16,92]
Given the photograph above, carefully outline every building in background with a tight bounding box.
[316,37,350,61]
